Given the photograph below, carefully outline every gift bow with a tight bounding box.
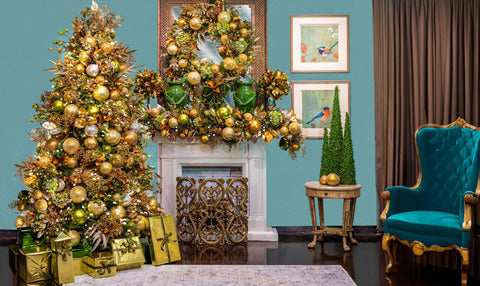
[97,261,115,275]
[53,242,72,262]
[157,232,177,251]
[29,252,51,280]
[118,240,139,254]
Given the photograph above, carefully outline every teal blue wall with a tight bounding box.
[0,0,374,229]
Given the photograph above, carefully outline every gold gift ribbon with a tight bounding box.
[52,242,72,262]
[28,252,51,280]
[117,240,140,254]
[82,260,115,276]
[156,216,178,262]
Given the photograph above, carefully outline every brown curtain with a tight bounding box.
[373,0,480,277]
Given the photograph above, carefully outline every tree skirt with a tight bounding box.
[73,265,356,286]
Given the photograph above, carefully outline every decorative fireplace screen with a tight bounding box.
[176,177,248,245]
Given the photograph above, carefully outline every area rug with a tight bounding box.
[72,264,356,285]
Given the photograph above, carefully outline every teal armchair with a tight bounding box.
[380,118,480,286]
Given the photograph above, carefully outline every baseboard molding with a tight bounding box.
[0,230,17,245]
[274,225,380,242]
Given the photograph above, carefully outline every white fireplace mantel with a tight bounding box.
[152,136,278,241]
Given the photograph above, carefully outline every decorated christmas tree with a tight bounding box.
[328,86,343,172]
[339,113,356,185]
[11,3,163,250]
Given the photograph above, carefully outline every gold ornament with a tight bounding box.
[149,107,161,118]
[86,64,99,77]
[218,11,231,23]
[229,22,237,30]
[124,130,138,145]
[66,157,78,168]
[23,174,37,187]
[57,179,65,192]
[189,17,202,30]
[238,54,248,63]
[279,126,289,136]
[244,131,252,140]
[148,198,158,209]
[35,199,48,212]
[319,175,328,185]
[88,201,105,216]
[15,217,25,228]
[178,18,186,27]
[74,64,85,74]
[45,138,59,151]
[72,209,87,224]
[187,71,201,85]
[111,205,126,220]
[189,109,199,118]
[93,85,109,101]
[135,215,149,231]
[178,59,188,68]
[220,34,229,44]
[88,105,100,115]
[326,173,341,186]
[33,190,43,200]
[84,137,98,149]
[111,154,123,168]
[167,44,178,55]
[244,113,253,121]
[99,162,113,175]
[100,41,114,54]
[63,138,80,154]
[38,156,51,169]
[70,186,87,203]
[288,122,302,135]
[109,89,120,100]
[112,193,122,202]
[221,127,235,141]
[95,75,106,85]
[18,203,26,212]
[79,51,90,65]
[240,28,248,37]
[211,64,220,74]
[126,156,135,166]
[85,36,97,47]
[84,124,99,137]
[53,100,64,109]
[223,57,236,70]
[178,114,189,126]
[291,143,300,151]
[169,118,178,128]
[64,104,79,119]
[67,230,81,246]
[200,135,209,143]
[249,120,262,133]
[105,129,122,145]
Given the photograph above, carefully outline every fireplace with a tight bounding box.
[153,136,278,241]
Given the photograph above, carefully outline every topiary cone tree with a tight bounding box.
[339,112,356,185]
[10,2,163,251]
[327,86,343,173]
[319,127,331,178]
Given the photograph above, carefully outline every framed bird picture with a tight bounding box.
[292,81,350,139]
[290,15,349,73]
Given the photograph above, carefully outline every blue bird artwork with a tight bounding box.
[317,41,338,57]
[306,106,331,128]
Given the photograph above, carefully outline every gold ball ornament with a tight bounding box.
[67,230,81,246]
[35,199,48,213]
[319,175,328,185]
[126,156,135,166]
[218,11,231,23]
[111,205,126,220]
[222,127,235,141]
[291,143,300,151]
[85,36,97,48]
[45,138,59,151]
[135,215,149,231]
[191,59,200,67]
[178,18,187,27]
[200,135,209,143]
[64,90,79,102]
[167,44,178,55]
[53,100,64,110]
[210,64,220,74]
[178,114,189,126]
[187,71,201,85]
[84,137,98,149]
[79,51,90,65]
[149,107,161,118]
[23,174,37,187]
[95,75,106,85]
[93,85,109,101]
[109,89,120,100]
[84,125,99,137]
[148,198,159,209]
[88,201,105,216]
[189,17,202,30]
[124,130,138,145]
[244,131,252,140]
[240,28,248,37]
[178,59,188,68]
[66,157,78,168]
[225,117,235,127]
[220,34,229,44]
[100,41,114,54]
[38,156,51,169]
[326,173,341,186]
[33,190,43,200]
[169,118,178,128]
[99,162,113,175]
[88,105,100,115]
[57,179,65,192]
[238,54,248,63]
[279,126,289,136]
[217,106,230,119]
[105,129,122,145]
[15,218,25,228]
[86,64,99,77]
[229,22,237,30]
[249,120,262,133]
[70,186,87,203]
[18,203,26,212]
[63,138,80,154]
[111,154,123,168]
[189,108,199,118]
[112,193,122,202]
[74,64,85,74]
[64,104,79,119]
[288,122,302,135]
[72,209,87,224]
[244,113,253,121]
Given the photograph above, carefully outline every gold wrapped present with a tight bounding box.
[51,232,74,284]
[18,246,52,283]
[111,236,145,271]
[81,252,116,279]
[149,215,181,265]
[9,244,19,275]
[17,279,54,286]
[73,257,86,275]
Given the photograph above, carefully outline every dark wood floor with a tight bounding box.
[2,240,477,285]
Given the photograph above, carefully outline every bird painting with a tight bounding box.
[306,106,331,127]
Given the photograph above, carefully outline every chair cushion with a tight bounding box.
[386,211,462,247]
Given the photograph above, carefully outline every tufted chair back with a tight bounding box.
[415,126,480,214]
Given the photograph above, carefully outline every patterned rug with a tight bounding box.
[73,264,356,286]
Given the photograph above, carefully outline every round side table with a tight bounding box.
[305,181,361,251]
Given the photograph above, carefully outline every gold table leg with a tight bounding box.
[307,196,318,248]
[318,198,325,241]
[342,199,351,251]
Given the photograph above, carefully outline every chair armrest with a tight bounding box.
[462,191,479,231]
[380,186,423,221]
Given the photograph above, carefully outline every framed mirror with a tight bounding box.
[158,0,267,80]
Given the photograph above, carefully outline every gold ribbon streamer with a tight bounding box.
[82,260,115,275]
[53,242,72,262]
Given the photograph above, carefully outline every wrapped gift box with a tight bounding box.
[17,279,54,286]
[81,252,116,279]
[51,232,74,284]
[18,246,52,283]
[111,236,145,271]
[149,215,181,266]
[17,228,45,251]
[73,257,86,275]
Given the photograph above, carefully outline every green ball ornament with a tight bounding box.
[88,105,100,115]
[217,107,230,119]
[178,114,189,126]
[72,209,87,224]
[53,100,64,110]
[105,129,122,145]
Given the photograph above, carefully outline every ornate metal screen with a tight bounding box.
[176,177,248,245]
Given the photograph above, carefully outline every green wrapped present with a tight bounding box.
[17,228,45,251]
[149,215,181,266]
[18,246,52,283]
[111,236,145,271]
[72,245,90,259]
[51,232,74,284]
[81,252,116,279]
